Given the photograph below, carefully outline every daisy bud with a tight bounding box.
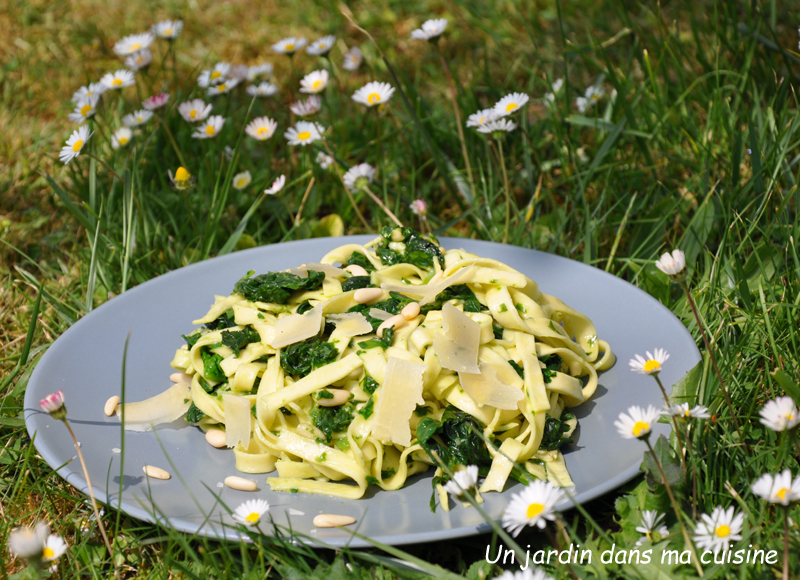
[409,199,428,218]
[40,390,67,420]
[655,249,686,281]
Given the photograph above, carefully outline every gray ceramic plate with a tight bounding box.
[25,237,700,548]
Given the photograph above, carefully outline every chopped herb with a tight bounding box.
[317,389,334,400]
[220,326,260,357]
[414,405,430,417]
[509,360,524,379]
[548,320,557,332]
[342,276,373,292]
[281,339,338,377]
[365,475,380,486]
[185,403,206,424]
[335,438,351,451]
[290,488,299,493]
[201,349,226,382]
[374,227,445,270]
[182,332,202,347]
[233,270,325,305]
[358,327,394,350]
[250,404,257,418]
[493,324,504,340]
[361,374,380,395]
[311,404,354,443]
[358,397,375,419]
[540,412,576,450]
[316,452,327,462]
[279,407,293,416]
[257,313,265,320]
[499,303,508,313]
[515,303,526,313]
[381,468,396,479]
[541,354,562,384]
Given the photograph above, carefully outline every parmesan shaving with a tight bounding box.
[458,363,524,410]
[368,308,393,321]
[268,304,323,348]
[118,383,191,432]
[380,266,473,306]
[372,356,425,447]
[326,312,373,337]
[433,302,480,373]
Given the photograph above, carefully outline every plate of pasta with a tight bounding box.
[25,232,700,547]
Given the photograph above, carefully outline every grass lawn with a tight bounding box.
[2,0,800,578]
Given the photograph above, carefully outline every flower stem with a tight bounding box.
[644,437,703,576]
[363,184,403,227]
[86,153,124,184]
[653,374,687,471]
[436,45,474,196]
[496,137,512,244]
[681,423,700,520]
[61,419,119,579]
[783,506,790,580]
[680,282,745,443]
[294,176,315,226]
[322,141,371,231]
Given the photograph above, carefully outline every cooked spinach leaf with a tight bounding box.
[493,324,504,340]
[540,412,576,450]
[311,404,354,443]
[358,327,394,350]
[201,349,227,382]
[341,276,373,292]
[204,310,237,330]
[280,339,338,377]
[541,354,562,384]
[358,397,375,419]
[374,227,445,270]
[185,403,206,424]
[233,269,325,304]
[509,360,524,379]
[220,327,261,357]
[419,284,483,314]
[361,374,380,395]
[182,332,202,347]
[296,300,314,314]
[317,389,334,400]
[343,252,375,272]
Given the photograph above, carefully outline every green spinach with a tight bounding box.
[220,327,261,357]
[233,270,325,304]
[280,339,338,377]
[374,227,445,270]
[341,276,373,292]
[311,404,354,443]
[540,412,576,450]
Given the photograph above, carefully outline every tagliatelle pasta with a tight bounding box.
[124,228,615,509]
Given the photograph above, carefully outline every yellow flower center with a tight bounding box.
[478,116,486,124]
[43,547,54,559]
[131,43,141,50]
[285,44,294,51]
[80,104,92,116]
[210,71,222,80]
[165,29,173,35]
[776,488,789,501]
[257,127,269,136]
[715,525,731,538]
[591,94,601,101]
[189,109,197,119]
[205,125,216,136]
[217,83,227,92]
[119,137,129,145]
[526,502,545,518]
[175,167,190,181]
[297,131,311,140]
[505,103,518,112]
[112,78,123,87]
[237,179,246,187]
[643,360,661,373]
[312,80,323,90]
[367,93,381,104]
[72,139,83,152]
[246,512,260,524]
[632,421,649,437]
[645,532,651,539]
[684,410,691,417]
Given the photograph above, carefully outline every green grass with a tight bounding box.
[2,0,800,577]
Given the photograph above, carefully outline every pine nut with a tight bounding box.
[428,271,443,284]
[224,476,257,491]
[170,372,193,384]
[143,465,171,480]
[401,302,420,320]
[354,287,382,304]
[104,396,120,417]
[317,389,350,407]
[313,514,356,528]
[345,264,369,277]
[377,314,405,338]
[205,429,227,448]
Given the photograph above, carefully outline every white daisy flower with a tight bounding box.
[59,125,93,164]
[443,465,479,499]
[78,508,104,536]
[152,20,183,40]
[635,510,669,546]
[466,108,495,128]
[306,35,336,56]
[410,199,428,217]
[694,506,744,553]
[142,93,169,111]
[352,81,395,107]
[168,167,194,190]
[100,69,135,90]
[576,97,589,114]
[751,470,800,505]
[247,62,274,82]
[662,403,710,420]
[245,116,278,141]
[125,48,152,71]
[230,64,249,82]
[552,78,564,93]
[284,121,324,146]
[265,175,286,195]
[246,82,279,97]
[343,163,376,191]
[629,348,669,375]
[290,95,321,117]
[476,118,517,134]
[8,522,49,561]
[495,569,554,580]
[544,78,563,108]
[113,32,155,56]
[493,92,530,117]
[410,18,448,41]
[577,85,604,113]
[232,170,252,190]
[207,79,239,97]
[111,127,133,149]
[316,151,333,169]
[42,535,67,564]
[300,69,329,94]
[759,396,800,432]
[614,404,661,439]
[501,480,566,537]
[655,249,686,276]
[343,46,363,71]
[178,99,212,123]
[192,115,225,139]
[67,93,100,124]
[272,37,307,55]
[232,498,270,526]
[122,109,154,127]
[72,82,107,103]
[198,63,231,88]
